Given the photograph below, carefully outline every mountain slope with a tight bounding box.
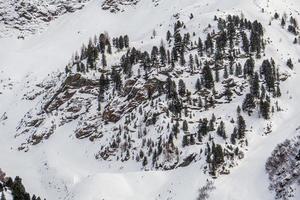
[0,0,300,200]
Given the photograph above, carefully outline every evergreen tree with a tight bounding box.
[202,63,214,89]
[242,93,256,115]
[197,38,203,56]
[260,97,270,119]
[182,135,189,147]
[281,17,286,27]
[124,35,129,48]
[237,115,246,139]
[183,120,189,132]
[250,72,260,98]
[151,46,159,67]
[119,36,124,50]
[178,79,186,96]
[261,60,275,91]
[189,54,194,73]
[179,45,186,66]
[287,58,294,69]
[244,57,255,76]
[230,128,237,144]
[241,31,250,54]
[223,65,229,79]
[205,33,214,54]
[142,156,148,166]
[11,176,30,200]
[217,121,226,139]
[166,30,172,42]
[159,45,167,66]
[165,77,177,99]
[195,78,202,91]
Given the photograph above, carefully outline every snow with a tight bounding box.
[0,0,300,199]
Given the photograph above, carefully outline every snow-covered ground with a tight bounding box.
[0,0,300,199]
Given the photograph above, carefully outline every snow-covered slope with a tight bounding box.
[0,0,300,200]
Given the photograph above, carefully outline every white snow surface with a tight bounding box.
[0,0,300,199]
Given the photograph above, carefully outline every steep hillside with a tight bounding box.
[0,0,300,200]
[0,0,91,38]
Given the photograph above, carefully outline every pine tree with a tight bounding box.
[119,36,124,50]
[202,63,214,89]
[183,120,189,132]
[237,115,246,139]
[182,135,189,147]
[205,33,214,54]
[230,128,237,144]
[166,30,172,42]
[217,121,226,139]
[190,134,195,145]
[242,93,256,115]
[223,65,229,79]
[250,72,260,98]
[241,31,250,54]
[124,35,129,48]
[159,45,167,66]
[151,46,159,67]
[195,78,202,91]
[178,79,186,96]
[11,176,30,200]
[189,54,194,73]
[287,58,294,69]
[260,96,270,119]
[214,144,224,165]
[261,59,275,91]
[215,67,220,82]
[244,57,255,76]
[197,37,203,56]
[179,45,186,66]
[281,17,286,27]
[142,156,148,166]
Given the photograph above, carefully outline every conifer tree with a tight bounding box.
[197,37,203,56]
[195,78,202,91]
[202,63,214,89]
[183,120,189,132]
[217,121,226,139]
[237,115,246,139]
[119,36,124,50]
[178,79,186,96]
[189,54,194,73]
[124,35,129,48]
[242,93,256,115]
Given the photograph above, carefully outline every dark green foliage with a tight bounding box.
[183,120,189,131]
[260,96,271,119]
[124,35,129,48]
[11,176,30,200]
[202,63,214,89]
[217,121,226,139]
[119,36,124,50]
[287,58,293,69]
[195,78,201,91]
[242,93,256,115]
[244,57,255,76]
[250,72,260,98]
[261,60,275,91]
[178,79,186,96]
[237,115,246,139]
